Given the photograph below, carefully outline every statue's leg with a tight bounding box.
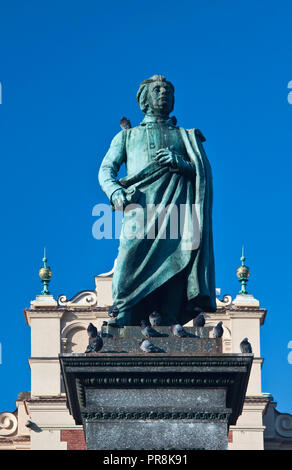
[108,308,132,327]
[109,271,186,327]
[109,289,163,327]
[108,295,154,327]
[159,270,186,325]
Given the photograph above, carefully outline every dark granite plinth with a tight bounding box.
[85,420,228,450]
[84,386,230,450]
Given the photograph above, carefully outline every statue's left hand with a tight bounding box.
[154,148,176,169]
[111,188,128,211]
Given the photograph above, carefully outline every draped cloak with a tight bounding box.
[98,120,216,325]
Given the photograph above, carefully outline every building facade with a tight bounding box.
[1,263,291,450]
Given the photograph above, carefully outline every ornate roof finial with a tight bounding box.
[236,245,250,295]
[39,247,52,295]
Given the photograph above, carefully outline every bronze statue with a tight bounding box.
[98,75,216,326]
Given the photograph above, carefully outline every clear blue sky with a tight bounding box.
[0,0,292,414]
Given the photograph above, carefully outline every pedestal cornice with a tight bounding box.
[60,353,253,427]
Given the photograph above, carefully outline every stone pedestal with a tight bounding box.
[60,327,253,450]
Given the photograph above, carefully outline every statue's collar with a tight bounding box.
[140,115,176,126]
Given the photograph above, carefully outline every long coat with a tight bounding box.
[98,117,216,324]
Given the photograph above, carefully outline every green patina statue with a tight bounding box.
[98,75,216,326]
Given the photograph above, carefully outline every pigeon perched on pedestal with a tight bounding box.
[240,337,252,353]
[120,117,132,130]
[108,305,119,318]
[138,338,165,353]
[25,420,42,433]
[193,313,205,327]
[149,311,162,327]
[170,324,197,338]
[212,321,224,338]
[141,320,165,338]
[85,323,103,353]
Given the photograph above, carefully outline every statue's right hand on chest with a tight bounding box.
[154,147,176,169]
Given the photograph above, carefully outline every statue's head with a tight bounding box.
[137,75,174,116]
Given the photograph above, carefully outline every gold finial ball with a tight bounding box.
[39,266,52,280]
[236,265,250,279]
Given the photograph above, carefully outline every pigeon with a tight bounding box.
[108,305,119,318]
[149,311,162,327]
[25,420,42,433]
[85,322,103,353]
[213,321,224,338]
[193,313,205,327]
[87,322,98,338]
[141,320,164,338]
[138,338,165,353]
[170,324,197,338]
[120,116,132,130]
[240,337,252,353]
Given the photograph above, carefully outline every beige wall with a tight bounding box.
[1,272,272,450]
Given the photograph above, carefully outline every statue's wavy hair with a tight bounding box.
[136,75,175,114]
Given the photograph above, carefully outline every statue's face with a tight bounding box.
[147,81,174,115]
